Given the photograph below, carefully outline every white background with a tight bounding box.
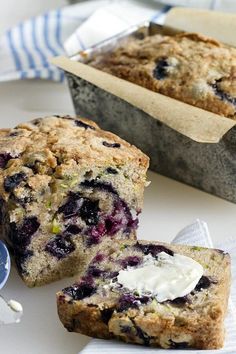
[1,1,236,354]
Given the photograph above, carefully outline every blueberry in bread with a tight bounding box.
[0,116,149,287]
[57,240,231,349]
[91,32,236,119]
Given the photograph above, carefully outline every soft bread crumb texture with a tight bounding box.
[0,116,149,287]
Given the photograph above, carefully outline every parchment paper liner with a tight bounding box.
[51,56,235,144]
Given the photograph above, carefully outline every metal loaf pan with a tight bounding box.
[63,22,236,203]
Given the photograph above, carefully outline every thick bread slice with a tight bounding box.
[57,239,231,349]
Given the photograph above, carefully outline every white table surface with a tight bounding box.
[1,79,236,354]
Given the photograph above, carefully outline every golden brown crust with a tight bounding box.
[176,32,221,46]
[91,32,236,119]
[0,115,148,173]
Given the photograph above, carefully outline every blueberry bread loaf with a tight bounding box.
[91,32,236,119]
[57,240,231,349]
[0,116,149,287]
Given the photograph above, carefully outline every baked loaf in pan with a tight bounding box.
[0,116,149,287]
[91,32,236,119]
[57,240,231,349]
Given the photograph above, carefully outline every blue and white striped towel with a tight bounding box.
[0,0,171,82]
[80,219,236,354]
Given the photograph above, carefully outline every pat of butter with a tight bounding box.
[117,252,203,302]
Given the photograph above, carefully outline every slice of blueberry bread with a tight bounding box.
[0,116,149,287]
[91,32,236,119]
[57,240,231,349]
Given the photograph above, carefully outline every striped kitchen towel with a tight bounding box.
[0,0,171,83]
[80,220,236,354]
